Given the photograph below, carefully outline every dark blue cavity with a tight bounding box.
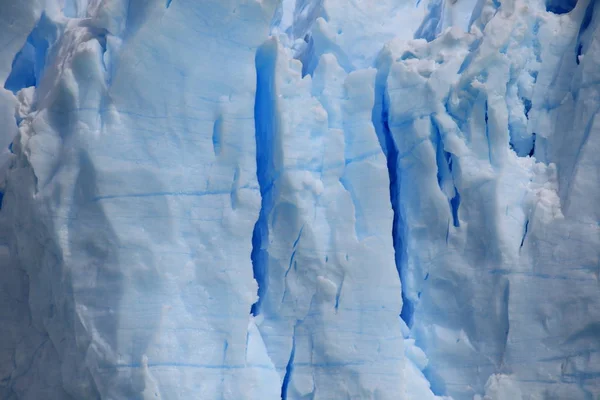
[166,0,172,8]
[484,101,493,164]
[546,0,577,14]
[4,13,55,94]
[528,133,536,157]
[523,98,532,119]
[450,192,461,228]
[4,42,36,93]
[281,327,297,400]
[576,44,583,64]
[448,152,461,227]
[579,0,595,35]
[250,40,278,317]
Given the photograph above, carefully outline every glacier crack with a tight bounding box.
[250,39,278,317]
[371,63,413,327]
[280,323,297,400]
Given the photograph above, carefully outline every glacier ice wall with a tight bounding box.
[0,0,599,399]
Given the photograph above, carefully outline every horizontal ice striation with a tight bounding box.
[0,0,599,399]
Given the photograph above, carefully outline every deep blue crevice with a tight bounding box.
[523,98,532,119]
[281,325,297,400]
[528,133,536,157]
[446,148,461,228]
[4,13,55,94]
[484,101,493,164]
[450,192,461,228]
[166,0,172,8]
[414,0,443,42]
[520,219,529,249]
[250,40,278,317]
[433,117,461,227]
[4,42,36,93]
[546,0,577,14]
[371,65,413,328]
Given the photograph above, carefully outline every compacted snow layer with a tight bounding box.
[0,0,598,399]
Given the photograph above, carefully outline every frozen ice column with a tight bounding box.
[251,38,439,400]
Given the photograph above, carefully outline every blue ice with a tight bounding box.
[0,0,599,399]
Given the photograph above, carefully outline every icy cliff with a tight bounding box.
[0,0,598,399]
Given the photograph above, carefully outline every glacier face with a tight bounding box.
[0,0,599,399]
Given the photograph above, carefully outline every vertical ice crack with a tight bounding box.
[250,39,278,316]
[280,323,297,400]
[433,117,461,228]
[519,219,529,249]
[371,66,413,327]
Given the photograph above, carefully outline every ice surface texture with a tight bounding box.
[0,0,598,399]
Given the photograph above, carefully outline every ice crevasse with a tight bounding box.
[0,0,598,399]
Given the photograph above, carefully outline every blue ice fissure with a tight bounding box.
[371,69,413,327]
[281,325,297,400]
[250,39,278,317]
